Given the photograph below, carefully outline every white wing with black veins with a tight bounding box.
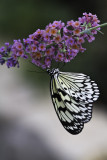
[50,70,99,134]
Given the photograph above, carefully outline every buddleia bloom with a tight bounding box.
[0,13,102,69]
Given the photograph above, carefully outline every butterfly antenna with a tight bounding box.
[57,62,60,69]
[27,69,47,73]
[51,60,54,70]
[59,62,65,70]
[28,60,47,73]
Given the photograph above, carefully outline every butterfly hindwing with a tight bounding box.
[59,72,99,103]
[58,72,99,123]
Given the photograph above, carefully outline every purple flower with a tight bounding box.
[54,35,62,44]
[12,40,23,51]
[52,20,65,29]
[35,29,43,35]
[74,21,80,27]
[44,34,51,42]
[32,52,42,59]
[0,59,5,65]
[63,26,69,33]
[77,37,85,44]
[41,64,46,69]
[66,38,74,46]
[91,30,97,35]
[50,28,57,36]
[34,29,43,38]
[32,59,41,67]
[23,38,31,45]
[0,55,5,65]
[25,47,31,53]
[0,47,5,53]
[11,48,17,55]
[72,44,79,50]
[0,12,101,69]
[79,46,86,53]
[38,43,46,51]
[45,57,51,67]
[67,49,78,58]
[71,50,78,58]
[6,57,19,68]
[5,42,9,46]
[45,27,51,35]
[15,42,23,50]
[55,52,64,61]
[23,55,28,59]
[29,34,35,41]
[64,56,71,63]
[31,44,38,52]
[7,45,12,52]
[67,20,74,27]
[17,50,24,57]
[87,35,95,42]
[45,48,53,56]
[73,28,81,36]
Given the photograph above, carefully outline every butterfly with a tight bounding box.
[47,68,99,135]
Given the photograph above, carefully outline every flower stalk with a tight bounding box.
[80,23,107,35]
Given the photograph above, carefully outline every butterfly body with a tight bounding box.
[48,68,99,135]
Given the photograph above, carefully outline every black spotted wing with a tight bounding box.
[58,72,99,123]
[50,71,99,134]
[50,75,84,134]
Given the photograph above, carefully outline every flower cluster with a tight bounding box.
[0,12,100,69]
[0,40,28,68]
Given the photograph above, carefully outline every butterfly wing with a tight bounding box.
[58,71,99,123]
[50,71,99,134]
[50,75,84,135]
[59,71,99,103]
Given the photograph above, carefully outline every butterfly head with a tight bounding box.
[47,68,59,76]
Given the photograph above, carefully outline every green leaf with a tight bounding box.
[88,22,91,28]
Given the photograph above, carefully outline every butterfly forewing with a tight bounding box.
[50,76,84,134]
[50,69,100,134]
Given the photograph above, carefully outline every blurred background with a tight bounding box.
[0,0,107,160]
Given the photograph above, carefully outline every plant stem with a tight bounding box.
[80,23,107,35]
